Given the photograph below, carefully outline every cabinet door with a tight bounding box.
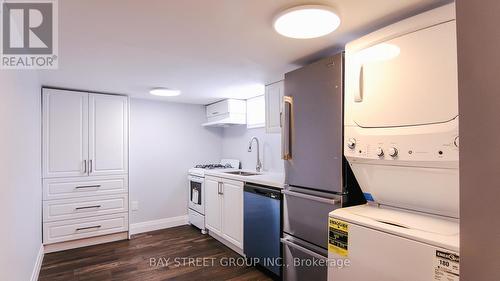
[265,81,284,133]
[205,177,222,235]
[221,179,243,249]
[43,89,88,178]
[88,94,128,176]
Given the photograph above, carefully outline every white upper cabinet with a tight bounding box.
[42,89,128,179]
[202,99,246,127]
[43,89,89,178]
[88,94,128,176]
[206,99,246,118]
[265,81,284,133]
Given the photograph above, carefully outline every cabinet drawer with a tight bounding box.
[43,213,128,244]
[206,100,228,117]
[43,175,128,200]
[206,99,246,117]
[43,194,128,222]
[221,177,244,187]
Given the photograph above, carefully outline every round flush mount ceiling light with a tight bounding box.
[273,5,341,39]
[150,88,181,97]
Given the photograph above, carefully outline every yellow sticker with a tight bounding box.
[328,218,349,257]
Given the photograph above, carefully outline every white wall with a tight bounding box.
[222,126,283,173]
[0,71,42,281]
[129,99,223,224]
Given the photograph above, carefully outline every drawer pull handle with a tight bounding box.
[282,189,338,205]
[75,205,101,210]
[75,185,101,189]
[76,225,101,231]
[281,238,327,261]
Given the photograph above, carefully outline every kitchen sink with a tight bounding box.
[224,171,260,176]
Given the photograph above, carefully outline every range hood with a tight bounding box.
[202,99,246,127]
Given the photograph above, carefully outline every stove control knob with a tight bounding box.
[454,136,459,148]
[347,138,356,149]
[388,147,398,157]
[376,147,384,157]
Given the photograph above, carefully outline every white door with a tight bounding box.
[88,94,128,176]
[221,180,243,248]
[205,177,222,235]
[265,81,284,133]
[43,89,89,178]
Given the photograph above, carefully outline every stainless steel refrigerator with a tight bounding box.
[281,53,364,281]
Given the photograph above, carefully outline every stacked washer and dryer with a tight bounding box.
[328,3,459,281]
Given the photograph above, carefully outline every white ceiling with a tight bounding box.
[39,0,450,104]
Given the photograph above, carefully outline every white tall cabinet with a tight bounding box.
[42,88,129,252]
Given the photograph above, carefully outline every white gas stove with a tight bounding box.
[187,159,239,234]
[188,159,239,177]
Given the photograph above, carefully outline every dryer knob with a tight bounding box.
[376,147,384,157]
[388,147,398,157]
[347,138,356,149]
[454,136,459,148]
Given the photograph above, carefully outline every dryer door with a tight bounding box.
[350,20,458,128]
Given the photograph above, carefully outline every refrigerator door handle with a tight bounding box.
[281,238,327,261]
[281,96,293,160]
[282,189,337,205]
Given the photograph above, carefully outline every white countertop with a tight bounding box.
[204,169,285,189]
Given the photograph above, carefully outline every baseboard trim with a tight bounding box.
[130,215,188,235]
[44,232,128,254]
[30,244,44,281]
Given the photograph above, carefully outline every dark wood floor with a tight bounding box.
[39,225,273,281]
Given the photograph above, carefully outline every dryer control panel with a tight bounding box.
[344,119,459,168]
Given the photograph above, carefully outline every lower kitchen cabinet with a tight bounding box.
[42,175,129,248]
[205,176,243,250]
[221,180,243,248]
[205,177,222,235]
[43,212,128,245]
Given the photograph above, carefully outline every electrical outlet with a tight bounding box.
[131,201,139,211]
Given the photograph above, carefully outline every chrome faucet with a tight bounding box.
[248,136,262,172]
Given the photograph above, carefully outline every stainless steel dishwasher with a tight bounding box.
[244,183,282,277]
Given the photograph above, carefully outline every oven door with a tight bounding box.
[188,175,204,214]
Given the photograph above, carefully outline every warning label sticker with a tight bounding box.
[328,218,349,257]
[434,249,460,281]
